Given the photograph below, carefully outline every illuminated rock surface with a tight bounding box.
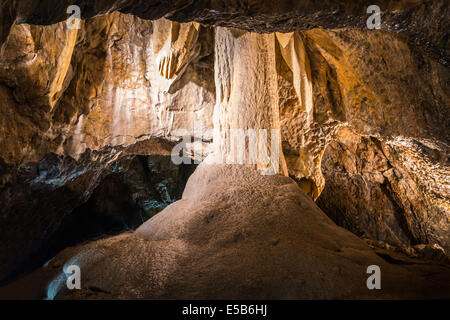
[0,0,448,299]
[2,163,449,299]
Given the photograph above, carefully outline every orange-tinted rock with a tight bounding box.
[0,138,196,282]
[4,164,449,299]
[0,1,448,296]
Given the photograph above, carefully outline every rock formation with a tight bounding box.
[0,0,448,299]
[213,28,287,175]
[0,138,196,281]
[0,12,215,164]
[2,163,449,299]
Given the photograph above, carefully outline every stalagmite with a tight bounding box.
[212,28,288,176]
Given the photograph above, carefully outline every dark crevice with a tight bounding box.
[375,252,416,265]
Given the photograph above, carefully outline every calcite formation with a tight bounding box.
[0,13,216,164]
[2,163,449,299]
[0,0,448,299]
[0,138,196,281]
[153,19,200,83]
[213,28,288,175]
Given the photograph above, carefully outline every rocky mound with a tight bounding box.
[4,162,448,299]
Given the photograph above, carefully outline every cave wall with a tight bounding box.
[0,13,215,164]
[318,127,450,252]
[0,13,216,282]
[277,28,449,253]
[0,138,198,282]
[0,1,448,282]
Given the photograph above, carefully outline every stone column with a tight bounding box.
[212,27,288,176]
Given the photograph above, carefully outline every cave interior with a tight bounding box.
[0,0,449,300]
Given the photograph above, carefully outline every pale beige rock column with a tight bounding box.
[212,28,288,176]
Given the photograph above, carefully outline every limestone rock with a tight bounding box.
[0,0,448,299]
[276,28,449,253]
[213,27,288,175]
[0,138,195,282]
[5,163,449,299]
[2,1,447,65]
[0,14,215,164]
[318,127,450,254]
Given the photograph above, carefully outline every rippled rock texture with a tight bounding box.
[0,12,215,164]
[1,1,448,65]
[0,0,448,298]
